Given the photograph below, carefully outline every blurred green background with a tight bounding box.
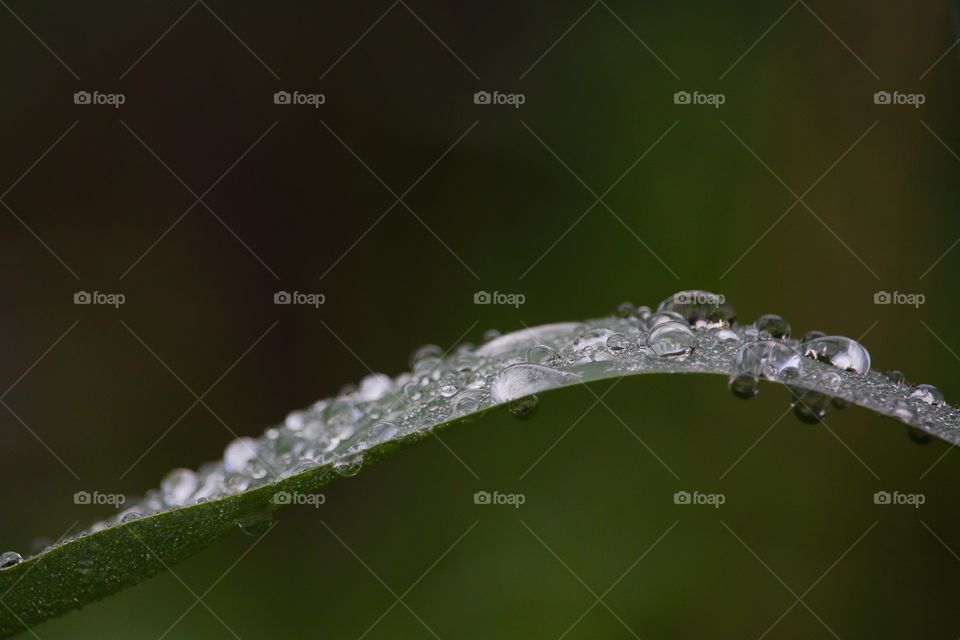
[1,1,959,637]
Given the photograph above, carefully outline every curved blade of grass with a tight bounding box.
[0,312,956,637]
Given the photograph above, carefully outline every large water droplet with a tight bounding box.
[646,322,698,357]
[801,336,871,374]
[648,310,687,329]
[490,364,578,403]
[237,510,272,537]
[909,384,945,406]
[734,340,802,380]
[334,453,364,477]
[0,551,22,569]
[729,374,759,399]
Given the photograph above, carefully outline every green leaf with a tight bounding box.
[0,306,955,637]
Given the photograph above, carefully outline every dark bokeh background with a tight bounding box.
[2,1,960,637]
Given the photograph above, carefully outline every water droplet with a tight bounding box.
[646,322,698,357]
[161,468,198,507]
[410,344,443,368]
[367,421,398,444]
[801,330,825,343]
[237,511,272,537]
[525,344,558,365]
[452,390,482,416]
[729,374,759,399]
[883,370,906,385]
[490,364,578,403]
[657,290,735,327]
[909,384,945,406]
[616,301,636,318]
[476,323,580,357]
[508,395,539,419]
[801,336,871,374]
[821,371,842,389]
[715,328,740,342]
[438,382,458,398]
[791,389,831,424]
[334,454,364,477]
[573,329,614,353]
[0,551,22,569]
[890,399,915,421]
[120,511,142,523]
[357,373,393,402]
[648,310,687,329]
[224,437,258,473]
[906,426,933,445]
[605,333,630,352]
[734,340,802,380]
[755,314,791,339]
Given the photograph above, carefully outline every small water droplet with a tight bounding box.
[890,399,915,421]
[410,344,443,368]
[438,382,458,398]
[755,314,791,339]
[883,370,906,385]
[646,322,697,357]
[367,421,398,444]
[906,426,933,445]
[237,510,272,537]
[801,330,825,343]
[821,371,842,389]
[0,551,22,569]
[715,328,740,342]
[616,301,636,318]
[161,468,198,507]
[120,511,142,523]
[729,374,759,399]
[334,454,364,477]
[508,395,539,419]
[605,333,630,352]
[801,336,871,374]
[791,389,832,424]
[909,384,945,406]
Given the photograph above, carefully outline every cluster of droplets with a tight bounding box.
[7,290,955,568]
